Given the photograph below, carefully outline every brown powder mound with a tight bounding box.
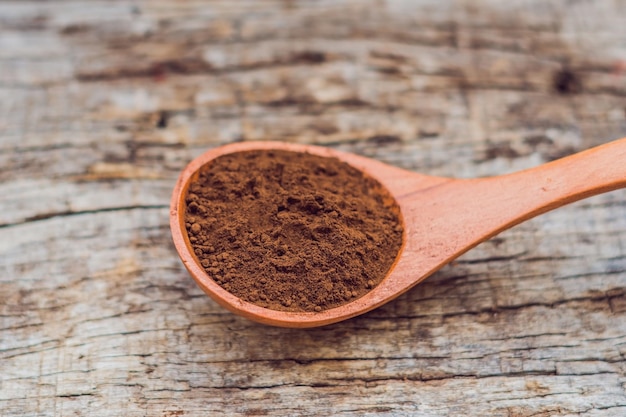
[183,149,403,312]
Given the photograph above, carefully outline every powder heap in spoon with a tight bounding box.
[184,149,403,312]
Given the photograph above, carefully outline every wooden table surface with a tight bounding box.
[2,1,626,416]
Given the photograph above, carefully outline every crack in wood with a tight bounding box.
[0,205,168,229]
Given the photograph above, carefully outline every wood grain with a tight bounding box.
[1,0,626,415]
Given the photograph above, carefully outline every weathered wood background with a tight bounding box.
[2,1,626,416]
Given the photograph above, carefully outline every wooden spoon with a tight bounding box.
[170,138,626,328]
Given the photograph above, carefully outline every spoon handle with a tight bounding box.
[404,137,626,267]
[480,136,626,226]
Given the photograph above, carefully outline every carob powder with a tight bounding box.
[184,149,403,312]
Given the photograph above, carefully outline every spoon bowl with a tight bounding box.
[171,138,626,327]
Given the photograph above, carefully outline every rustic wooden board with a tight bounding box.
[1,1,625,416]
